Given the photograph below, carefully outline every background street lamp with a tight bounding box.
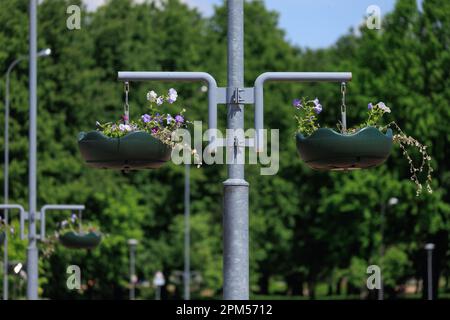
[425,243,435,300]
[153,271,165,300]
[378,196,399,300]
[127,239,138,300]
[184,164,190,300]
[3,47,51,300]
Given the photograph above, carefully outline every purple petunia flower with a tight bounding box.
[141,114,152,123]
[168,95,177,104]
[368,102,373,110]
[292,99,302,108]
[166,114,173,124]
[151,127,159,134]
[175,115,184,124]
[71,214,77,223]
[122,114,129,122]
[156,96,164,105]
[313,104,322,114]
[167,88,178,104]
[168,88,177,96]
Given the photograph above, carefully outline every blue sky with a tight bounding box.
[85,0,417,49]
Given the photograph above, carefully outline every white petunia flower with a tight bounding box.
[147,90,158,102]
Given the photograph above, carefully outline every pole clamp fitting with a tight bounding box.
[217,87,254,104]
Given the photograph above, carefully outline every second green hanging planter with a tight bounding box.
[296,126,393,170]
[78,131,172,170]
[59,231,102,249]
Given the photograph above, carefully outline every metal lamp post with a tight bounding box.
[128,239,138,300]
[3,47,51,301]
[378,197,399,300]
[117,0,351,300]
[184,164,190,300]
[425,243,435,300]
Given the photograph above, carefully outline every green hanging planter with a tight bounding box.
[59,231,102,249]
[296,126,393,170]
[78,130,172,170]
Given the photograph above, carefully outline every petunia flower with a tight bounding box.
[141,114,152,123]
[168,88,177,97]
[151,127,159,134]
[119,124,132,132]
[378,102,391,113]
[175,115,184,124]
[313,104,322,114]
[292,99,302,108]
[156,96,164,105]
[368,103,373,110]
[147,90,158,102]
[166,114,173,124]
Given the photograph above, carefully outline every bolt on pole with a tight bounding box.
[26,0,39,300]
[223,0,249,300]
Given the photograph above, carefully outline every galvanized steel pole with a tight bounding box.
[223,0,249,300]
[128,239,138,300]
[184,164,191,300]
[26,0,39,300]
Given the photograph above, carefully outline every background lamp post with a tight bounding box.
[425,243,435,300]
[378,196,399,300]
[127,239,138,300]
[3,46,50,300]
[184,163,190,300]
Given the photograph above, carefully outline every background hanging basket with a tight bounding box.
[296,126,393,170]
[59,231,102,249]
[78,130,172,170]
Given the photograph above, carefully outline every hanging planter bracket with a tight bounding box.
[0,204,26,240]
[254,72,353,152]
[118,71,220,152]
[217,87,254,104]
[39,204,85,240]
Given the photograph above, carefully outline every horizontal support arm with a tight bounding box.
[40,204,85,240]
[118,71,219,152]
[254,72,352,152]
[0,204,26,240]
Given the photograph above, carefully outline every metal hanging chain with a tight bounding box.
[341,82,347,133]
[124,81,130,125]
